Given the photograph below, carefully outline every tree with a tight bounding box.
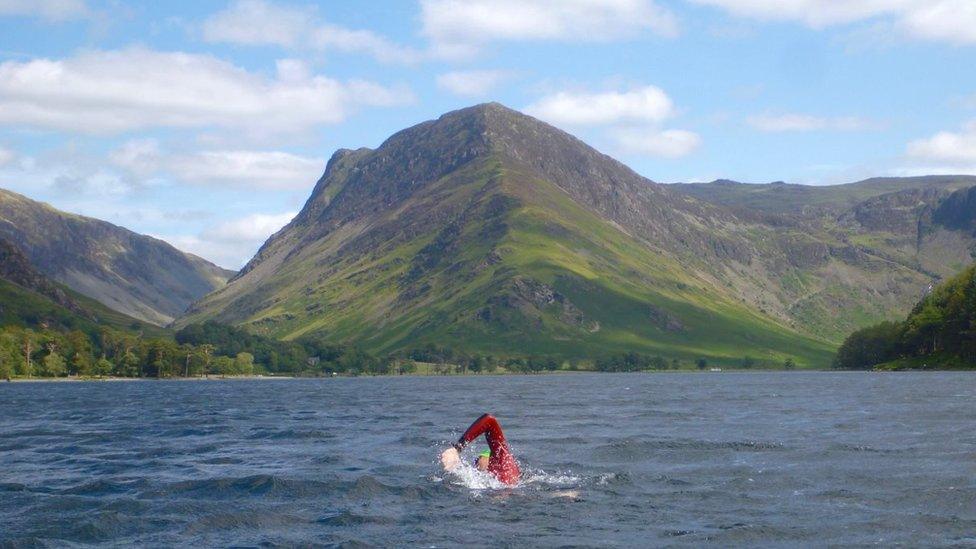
[740,356,756,369]
[213,356,235,376]
[234,352,255,376]
[119,346,141,377]
[21,330,36,378]
[696,358,708,370]
[67,330,93,377]
[95,357,113,378]
[906,303,944,354]
[198,343,215,377]
[41,352,66,377]
[783,357,796,370]
[399,359,417,375]
[833,321,902,370]
[0,343,12,380]
[368,359,391,376]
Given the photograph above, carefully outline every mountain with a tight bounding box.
[0,237,166,337]
[178,103,976,365]
[179,103,834,366]
[670,177,976,340]
[833,261,976,369]
[0,188,235,326]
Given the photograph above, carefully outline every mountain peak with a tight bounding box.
[441,101,520,121]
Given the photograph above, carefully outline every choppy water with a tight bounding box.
[1,372,975,547]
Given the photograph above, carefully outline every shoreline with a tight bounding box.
[4,375,297,383]
[2,368,971,383]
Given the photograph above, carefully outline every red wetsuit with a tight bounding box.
[453,413,521,485]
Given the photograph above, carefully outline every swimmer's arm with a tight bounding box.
[453,413,506,452]
[442,413,504,471]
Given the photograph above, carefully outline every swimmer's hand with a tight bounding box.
[440,447,460,471]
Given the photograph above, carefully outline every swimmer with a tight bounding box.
[441,413,521,485]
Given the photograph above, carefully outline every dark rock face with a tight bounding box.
[648,305,684,332]
[0,189,235,325]
[841,187,947,234]
[934,186,976,234]
[482,276,590,330]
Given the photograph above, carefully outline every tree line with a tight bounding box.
[833,263,976,369]
[0,319,802,380]
[0,321,389,380]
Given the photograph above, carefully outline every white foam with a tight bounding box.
[445,460,509,490]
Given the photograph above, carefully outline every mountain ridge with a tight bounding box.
[0,188,235,326]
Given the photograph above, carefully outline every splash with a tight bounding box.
[440,459,509,491]
[436,456,584,499]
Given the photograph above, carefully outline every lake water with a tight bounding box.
[1,372,974,547]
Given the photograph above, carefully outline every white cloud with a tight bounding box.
[204,212,296,243]
[688,0,905,27]
[899,0,976,45]
[108,139,162,177]
[0,0,89,21]
[203,0,422,64]
[110,139,324,191]
[889,165,976,177]
[525,86,675,127]
[159,211,296,268]
[171,151,322,190]
[436,70,512,97]
[0,48,412,135]
[202,0,308,47]
[0,146,14,167]
[50,170,135,197]
[907,121,976,164]
[0,142,145,198]
[525,85,700,158]
[421,0,678,58]
[747,113,873,132]
[613,128,702,158]
[690,0,976,44]
[308,23,422,64]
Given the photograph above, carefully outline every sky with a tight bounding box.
[0,0,974,269]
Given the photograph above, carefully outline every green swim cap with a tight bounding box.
[479,449,491,459]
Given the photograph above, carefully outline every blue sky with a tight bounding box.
[0,0,974,268]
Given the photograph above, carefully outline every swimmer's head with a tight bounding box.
[475,449,490,471]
